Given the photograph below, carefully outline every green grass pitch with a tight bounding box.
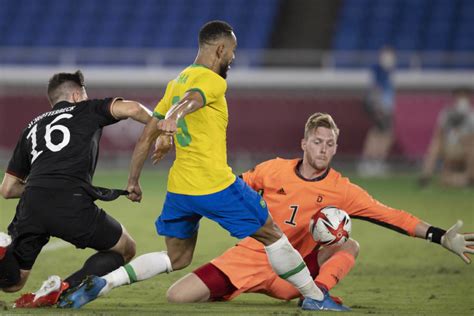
[0,169,473,315]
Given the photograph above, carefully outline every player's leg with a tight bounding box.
[57,238,192,309]
[239,192,348,309]
[252,213,327,302]
[63,221,136,289]
[2,189,50,293]
[314,238,359,292]
[50,193,136,290]
[252,247,321,301]
[197,177,346,310]
[108,225,136,263]
[14,188,134,307]
[167,262,237,303]
[58,191,199,308]
[0,251,28,293]
[4,190,67,307]
[258,241,356,310]
[167,273,211,303]
[168,240,276,303]
[96,193,201,291]
[0,233,22,292]
[98,234,196,295]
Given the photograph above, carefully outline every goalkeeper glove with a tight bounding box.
[441,220,474,264]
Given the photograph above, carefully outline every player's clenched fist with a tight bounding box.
[127,182,143,202]
[157,118,177,136]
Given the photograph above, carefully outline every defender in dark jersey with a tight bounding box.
[0,70,152,307]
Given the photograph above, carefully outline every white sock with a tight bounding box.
[264,235,324,301]
[99,251,172,296]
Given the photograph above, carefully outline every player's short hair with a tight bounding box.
[199,20,233,46]
[47,70,85,105]
[304,113,340,139]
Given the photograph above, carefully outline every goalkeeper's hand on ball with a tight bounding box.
[441,220,474,264]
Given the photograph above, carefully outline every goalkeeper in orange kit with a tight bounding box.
[165,112,474,305]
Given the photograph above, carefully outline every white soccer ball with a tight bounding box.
[309,206,351,246]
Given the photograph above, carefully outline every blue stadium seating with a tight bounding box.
[333,0,474,68]
[0,0,280,50]
[2,0,472,68]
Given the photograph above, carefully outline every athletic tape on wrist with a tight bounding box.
[426,226,446,244]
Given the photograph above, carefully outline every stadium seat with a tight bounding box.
[0,0,281,66]
[332,0,473,68]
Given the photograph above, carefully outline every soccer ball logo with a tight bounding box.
[309,206,351,246]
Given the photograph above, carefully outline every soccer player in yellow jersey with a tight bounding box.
[62,21,346,311]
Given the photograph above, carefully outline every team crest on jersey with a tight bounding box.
[316,195,324,203]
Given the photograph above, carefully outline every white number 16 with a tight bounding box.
[26,114,73,163]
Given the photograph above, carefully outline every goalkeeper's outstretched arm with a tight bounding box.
[345,183,473,264]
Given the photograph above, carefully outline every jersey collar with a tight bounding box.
[190,63,210,69]
[294,159,330,182]
[52,101,73,110]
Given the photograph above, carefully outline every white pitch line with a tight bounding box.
[43,239,71,252]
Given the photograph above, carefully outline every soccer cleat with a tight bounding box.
[298,294,343,306]
[0,232,12,260]
[301,290,350,312]
[57,275,106,309]
[13,275,69,308]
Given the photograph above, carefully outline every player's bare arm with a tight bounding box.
[110,99,153,124]
[152,135,174,165]
[127,117,163,202]
[150,90,203,160]
[158,90,204,134]
[0,173,25,199]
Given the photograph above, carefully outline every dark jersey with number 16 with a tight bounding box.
[6,98,122,190]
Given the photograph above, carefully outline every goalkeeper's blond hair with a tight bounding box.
[304,113,340,139]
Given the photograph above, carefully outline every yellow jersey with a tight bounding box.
[154,64,235,195]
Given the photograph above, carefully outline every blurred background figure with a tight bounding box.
[420,88,474,188]
[358,46,396,177]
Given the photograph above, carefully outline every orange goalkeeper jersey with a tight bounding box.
[236,158,421,258]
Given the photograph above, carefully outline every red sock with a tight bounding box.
[315,251,355,291]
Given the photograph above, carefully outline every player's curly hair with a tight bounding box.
[47,70,85,105]
[304,113,340,139]
[199,20,233,46]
